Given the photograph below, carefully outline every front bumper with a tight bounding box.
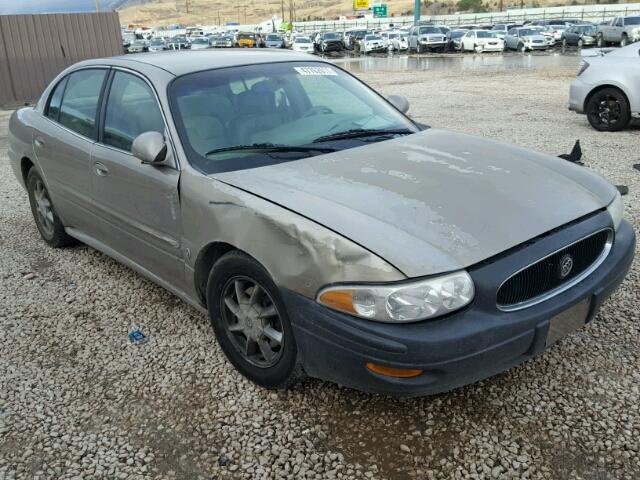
[283,213,635,396]
[569,76,591,114]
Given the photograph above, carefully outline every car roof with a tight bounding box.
[78,50,320,77]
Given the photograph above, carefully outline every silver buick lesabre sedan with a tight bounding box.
[9,51,635,396]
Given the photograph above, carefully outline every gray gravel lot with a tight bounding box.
[1,60,639,480]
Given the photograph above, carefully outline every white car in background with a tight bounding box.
[380,31,401,50]
[569,43,640,131]
[189,36,211,50]
[550,25,569,42]
[360,34,387,53]
[460,30,505,52]
[291,36,314,53]
[529,26,556,46]
[505,27,549,51]
[392,31,409,50]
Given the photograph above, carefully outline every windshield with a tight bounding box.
[388,33,398,39]
[451,31,466,38]
[518,29,538,36]
[150,40,164,45]
[626,16,640,25]
[323,33,340,40]
[476,31,492,38]
[172,36,186,42]
[192,38,209,44]
[238,33,254,39]
[419,27,441,34]
[577,25,596,33]
[366,35,382,40]
[267,34,281,40]
[295,37,311,43]
[170,62,417,173]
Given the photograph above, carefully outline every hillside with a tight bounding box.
[116,0,630,27]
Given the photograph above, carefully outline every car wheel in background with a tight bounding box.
[519,42,526,53]
[416,43,422,53]
[620,34,628,47]
[562,38,567,47]
[26,168,76,248]
[586,87,631,132]
[577,38,583,48]
[596,34,604,48]
[206,250,304,389]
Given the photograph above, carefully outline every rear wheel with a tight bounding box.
[586,87,630,132]
[26,168,75,248]
[577,38,583,48]
[416,43,422,53]
[620,34,628,47]
[562,38,567,47]
[206,251,304,389]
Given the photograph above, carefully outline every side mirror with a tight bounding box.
[387,94,410,114]
[132,131,167,165]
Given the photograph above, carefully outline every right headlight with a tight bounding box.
[606,190,624,231]
[317,271,474,323]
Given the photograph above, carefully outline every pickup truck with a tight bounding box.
[596,16,640,47]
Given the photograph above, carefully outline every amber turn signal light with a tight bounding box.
[318,290,357,315]
[366,362,423,378]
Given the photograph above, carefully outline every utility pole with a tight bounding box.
[281,0,285,21]
[95,0,100,12]
[186,0,190,14]
[414,0,420,24]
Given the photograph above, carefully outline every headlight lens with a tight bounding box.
[317,271,474,323]
[606,191,624,231]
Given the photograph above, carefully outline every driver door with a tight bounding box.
[90,69,184,286]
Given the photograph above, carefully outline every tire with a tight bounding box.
[416,43,422,53]
[586,87,631,132]
[26,168,76,248]
[596,34,604,48]
[562,38,567,47]
[518,42,526,53]
[620,34,627,47]
[577,38,583,48]
[206,250,304,389]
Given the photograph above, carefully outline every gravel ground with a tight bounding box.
[1,60,639,480]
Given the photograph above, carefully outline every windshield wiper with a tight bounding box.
[312,128,414,143]
[205,143,336,157]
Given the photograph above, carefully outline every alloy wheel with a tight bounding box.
[589,94,622,128]
[221,276,284,368]
[33,179,55,237]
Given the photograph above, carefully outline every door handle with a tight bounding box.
[94,162,109,177]
[34,137,45,148]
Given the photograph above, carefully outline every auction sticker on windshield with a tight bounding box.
[294,66,337,76]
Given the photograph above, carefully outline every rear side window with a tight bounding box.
[58,69,107,139]
[46,77,68,121]
[103,71,165,152]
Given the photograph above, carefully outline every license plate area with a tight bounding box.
[545,298,591,346]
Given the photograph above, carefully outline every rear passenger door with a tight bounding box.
[32,68,108,234]
[90,69,184,286]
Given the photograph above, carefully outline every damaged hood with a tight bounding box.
[214,129,617,278]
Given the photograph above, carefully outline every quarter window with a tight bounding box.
[46,77,68,121]
[103,71,165,152]
[58,69,107,139]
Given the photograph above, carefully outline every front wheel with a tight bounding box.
[586,87,631,132]
[596,34,604,48]
[577,38,583,48]
[206,251,304,389]
[26,168,76,248]
[416,43,422,53]
[620,34,628,47]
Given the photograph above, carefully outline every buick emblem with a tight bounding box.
[558,254,574,279]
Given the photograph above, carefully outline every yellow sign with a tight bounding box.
[354,0,369,9]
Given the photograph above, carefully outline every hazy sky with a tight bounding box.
[0,1,110,14]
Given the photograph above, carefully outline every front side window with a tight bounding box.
[170,62,418,174]
[46,76,68,121]
[58,69,107,139]
[103,71,164,152]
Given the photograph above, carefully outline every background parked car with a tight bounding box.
[392,31,409,51]
[318,32,343,52]
[344,29,368,50]
[126,40,148,53]
[291,35,314,53]
[408,25,447,53]
[491,23,519,39]
[360,34,386,54]
[504,27,548,52]
[212,35,234,48]
[562,24,597,48]
[528,26,556,46]
[147,38,167,52]
[237,32,257,48]
[447,29,468,51]
[596,16,640,47]
[569,43,640,131]
[264,33,285,48]
[460,29,504,52]
[189,36,211,50]
[167,35,190,50]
